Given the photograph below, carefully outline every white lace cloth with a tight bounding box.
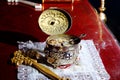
[17,40,110,80]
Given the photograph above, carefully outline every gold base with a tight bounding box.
[99,12,107,22]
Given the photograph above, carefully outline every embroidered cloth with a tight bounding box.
[17,40,110,80]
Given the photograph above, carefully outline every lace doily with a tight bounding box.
[17,40,110,80]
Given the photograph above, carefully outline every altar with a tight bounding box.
[0,0,120,80]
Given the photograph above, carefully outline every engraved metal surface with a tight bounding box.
[38,9,71,35]
[44,34,80,68]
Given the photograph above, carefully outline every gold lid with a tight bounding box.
[38,9,71,35]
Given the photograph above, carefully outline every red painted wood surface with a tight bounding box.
[0,0,120,80]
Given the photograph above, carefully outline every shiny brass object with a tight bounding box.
[99,0,107,22]
[44,34,81,68]
[11,50,69,80]
[38,9,71,35]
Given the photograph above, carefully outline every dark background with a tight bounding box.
[89,0,120,43]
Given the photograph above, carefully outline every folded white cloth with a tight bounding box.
[17,40,110,80]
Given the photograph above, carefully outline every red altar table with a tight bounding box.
[0,0,120,80]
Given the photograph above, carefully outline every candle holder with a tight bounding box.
[99,0,107,22]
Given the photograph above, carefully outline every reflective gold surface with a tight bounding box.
[38,9,71,35]
[99,0,107,22]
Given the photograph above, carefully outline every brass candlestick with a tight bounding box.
[99,0,107,22]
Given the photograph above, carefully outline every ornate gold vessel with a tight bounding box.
[44,34,81,68]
